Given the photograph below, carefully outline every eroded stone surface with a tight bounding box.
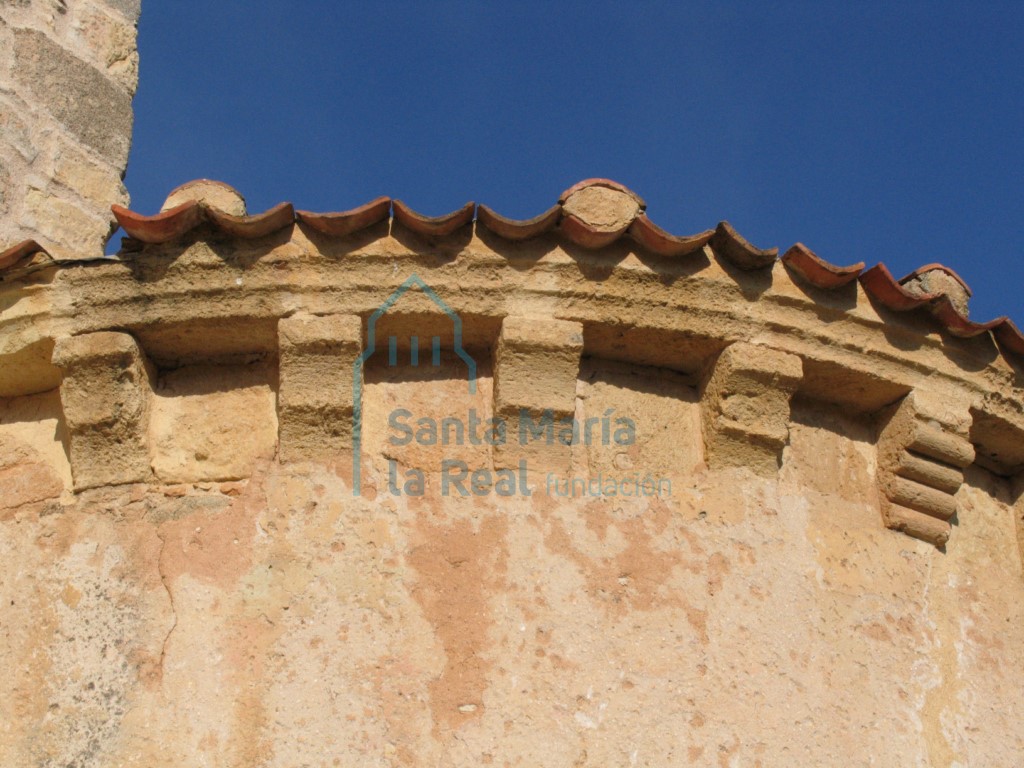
[902,267,972,316]
[12,28,132,164]
[0,392,1022,765]
[161,179,247,216]
[0,1,137,258]
[2,215,1023,765]
[52,331,154,490]
[494,315,583,473]
[877,391,975,546]
[278,313,361,462]
[149,363,278,483]
[700,341,803,475]
[561,184,641,232]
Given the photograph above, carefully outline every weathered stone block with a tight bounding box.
[876,390,974,546]
[278,313,362,462]
[77,3,140,93]
[577,359,700,481]
[883,502,954,547]
[96,0,142,21]
[13,27,133,165]
[700,342,802,475]
[150,364,278,483]
[54,144,128,210]
[22,186,112,257]
[700,342,803,475]
[494,316,583,416]
[493,315,583,473]
[0,162,8,217]
[0,96,37,162]
[51,331,154,490]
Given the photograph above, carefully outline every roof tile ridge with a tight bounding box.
[862,262,1024,361]
[860,262,941,310]
[205,201,295,239]
[101,177,1024,369]
[781,242,864,288]
[113,179,296,244]
[112,200,205,244]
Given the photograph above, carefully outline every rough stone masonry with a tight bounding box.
[0,0,139,258]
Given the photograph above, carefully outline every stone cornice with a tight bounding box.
[3,179,1024,547]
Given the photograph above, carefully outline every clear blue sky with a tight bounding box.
[122,1,1024,325]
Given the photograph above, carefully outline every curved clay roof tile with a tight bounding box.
[558,213,630,249]
[0,239,50,272]
[710,221,778,270]
[476,204,561,241]
[205,202,296,239]
[993,319,1024,358]
[860,263,936,311]
[628,215,714,257]
[781,243,864,288]
[112,201,204,244]
[296,197,392,237]
[392,200,475,237]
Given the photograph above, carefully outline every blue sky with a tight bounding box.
[123,1,1023,324]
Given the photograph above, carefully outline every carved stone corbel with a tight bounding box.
[699,342,803,475]
[51,331,155,490]
[877,391,974,546]
[277,313,362,462]
[493,315,584,473]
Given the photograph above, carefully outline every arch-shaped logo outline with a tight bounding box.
[352,274,477,495]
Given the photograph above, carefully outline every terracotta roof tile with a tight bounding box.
[296,197,391,237]
[113,192,294,244]
[0,239,60,283]
[861,263,1013,341]
[96,178,1022,367]
[928,298,1004,339]
[860,263,935,311]
[392,200,475,237]
[628,215,714,257]
[993,319,1024,358]
[710,221,778,270]
[476,204,560,241]
[558,211,630,249]
[860,263,976,322]
[205,202,295,239]
[781,243,864,288]
[113,200,204,244]
[0,239,49,272]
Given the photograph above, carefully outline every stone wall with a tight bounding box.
[4,0,1022,761]
[0,0,139,258]
[2,179,1024,765]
